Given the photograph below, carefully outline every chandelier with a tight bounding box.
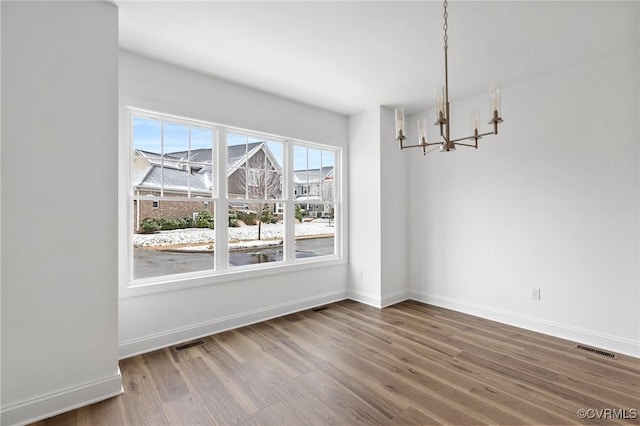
[395,0,503,155]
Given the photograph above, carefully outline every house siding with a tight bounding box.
[133,190,213,231]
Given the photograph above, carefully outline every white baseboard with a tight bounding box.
[381,290,410,308]
[409,291,640,358]
[120,288,639,359]
[119,290,348,359]
[347,290,382,308]
[0,371,123,426]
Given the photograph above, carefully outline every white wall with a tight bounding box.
[347,108,382,305]
[407,4,639,357]
[379,107,409,306]
[637,0,640,332]
[118,52,349,357]
[347,106,410,307]
[1,3,122,425]
[0,1,3,414]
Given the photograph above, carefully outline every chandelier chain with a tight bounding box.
[443,0,448,48]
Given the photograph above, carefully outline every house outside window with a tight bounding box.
[125,108,342,291]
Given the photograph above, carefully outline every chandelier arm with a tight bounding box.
[449,131,494,144]
[400,141,445,149]
[452,142,477,148]
[423,145,441,156]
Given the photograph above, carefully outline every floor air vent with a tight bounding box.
[312,306,328,312]
[173,340,205,352]
[576,344,617,359]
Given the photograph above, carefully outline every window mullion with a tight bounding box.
[284,140,295,262]
[215,127,228,271]
[160,121,164,197]
[187,126,192,198]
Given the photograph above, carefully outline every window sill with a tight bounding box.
[119,255,346,299]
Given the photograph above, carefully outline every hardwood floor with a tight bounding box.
[34,300,640,425]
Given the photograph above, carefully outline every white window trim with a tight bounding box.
[119,107,345,298]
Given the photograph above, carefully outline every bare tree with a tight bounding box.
[238,152,281,240]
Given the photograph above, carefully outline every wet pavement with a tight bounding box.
[133,237,334,280]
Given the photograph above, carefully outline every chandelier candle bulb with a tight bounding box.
[435,86,446,123]
[395,107,406,140]
[471,110,480,133]
[418,118,428,144]
[490,86,501,116]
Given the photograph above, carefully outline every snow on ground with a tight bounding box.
[133,220,335,248]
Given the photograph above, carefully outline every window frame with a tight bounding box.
[120,107,344,298]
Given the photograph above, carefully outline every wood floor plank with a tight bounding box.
[161,394,216,426]
[295,311,524,425]
[297,370,394,425]
[241,360,343,425]
[213,329,257,363]
[180,356,253,425]
[388,406,443,425]
[250,401,305,426]
[33,300,640,426]
[200,337,280,411]
[236,325,311,377]
[317,305,576,425]
[142,348,190,404]
[304,307,541,425]
[118,356,171,426]
[279,333,405,420]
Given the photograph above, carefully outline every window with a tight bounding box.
[293,145,336,259]
[130,113,215,280]
[126,108,342,289]
[227,133,284,267]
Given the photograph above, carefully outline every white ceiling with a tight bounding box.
[117,1,635,116]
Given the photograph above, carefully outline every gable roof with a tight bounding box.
[293,166,334,185]
[133,165,213,195]
[227,142,261,170]
[133,141,286,194]
[162,148,214,164]
[134,142,266,171]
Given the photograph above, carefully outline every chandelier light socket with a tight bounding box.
[395,107,406,140]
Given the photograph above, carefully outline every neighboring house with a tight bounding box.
[132,142,287,230]
[294,166,334,218]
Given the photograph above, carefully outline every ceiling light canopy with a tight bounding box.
[395,0,504,155]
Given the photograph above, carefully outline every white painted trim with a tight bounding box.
[121,256,346,298]
[409,291,640,359]
[381,290,410,308]
[121,104,346,298]
[0,371,123,426]
[119,290,347,359]
[347,290,382,308]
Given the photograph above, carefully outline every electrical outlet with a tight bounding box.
[530,287,541,301]
[357,270,364,280]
